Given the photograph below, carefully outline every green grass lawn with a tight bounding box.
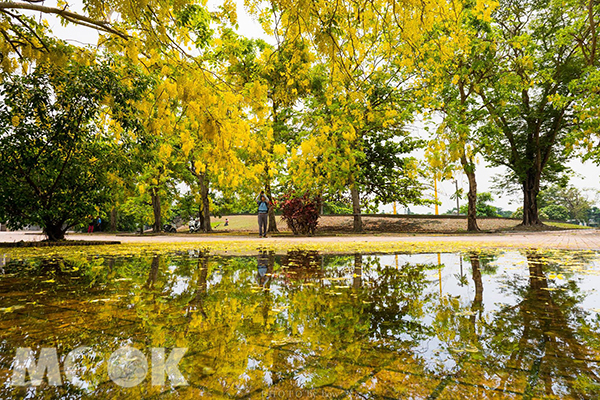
[209,215,287,231]
[546,221,592,229]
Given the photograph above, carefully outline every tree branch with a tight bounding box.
[0,2,128,39]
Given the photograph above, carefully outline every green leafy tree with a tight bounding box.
[0,61,146,240]
[540,204,570,221]
[587,206,600,226]
[417,0,498,231]
[261,0,438,233]
[538,184,593,223]
[215,24,313,233]
[459,192,501,217]
[477,0,598,226]
[293,68,428,231]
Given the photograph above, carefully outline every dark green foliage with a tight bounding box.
[0,61,147,240]
[459,192,500,217]
[323,200,353,215]
[540,204,570,221]
[587,207,600,226]
[359,132,427,208]
[538,184,593,223]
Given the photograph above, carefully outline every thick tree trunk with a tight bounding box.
[43,221,66,241]
[461,156,480,232]
[265,174,278,233]
[197,208,205,231]
[110,207,117,232]
[151,188,162,233]
[350,181,363,233]
[198,172,212,232]
[522,170,543,226]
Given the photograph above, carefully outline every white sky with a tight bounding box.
[35,1,600,213]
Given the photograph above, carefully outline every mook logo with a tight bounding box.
[10,346,188,388]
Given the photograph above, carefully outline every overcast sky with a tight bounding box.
[41,1,600,214]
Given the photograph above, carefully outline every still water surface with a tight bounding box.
[0,250,599,399]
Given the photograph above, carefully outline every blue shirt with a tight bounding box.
[258,201,269,213]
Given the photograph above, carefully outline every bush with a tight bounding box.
[511,207,523,219]
[540,204,570,221]
[280,193,322,235]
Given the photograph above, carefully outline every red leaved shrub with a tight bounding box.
[280,193,322,235]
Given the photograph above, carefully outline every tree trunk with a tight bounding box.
[151,188,162,233]
[267,101,280,234]
[198,172,212,232]
[461,155,480,232]
[522,170,543,226]
[110,207,117,232]
[350,180,363,233]
[43,221,66,241]
[265,174,278,233]
[197,203,205,231]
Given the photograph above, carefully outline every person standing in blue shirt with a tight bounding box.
[255,191,271,238]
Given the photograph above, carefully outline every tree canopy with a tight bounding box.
[0,0,598,238]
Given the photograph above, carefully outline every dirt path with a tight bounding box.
[2,229,600,251]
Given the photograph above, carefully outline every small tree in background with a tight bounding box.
[538,184,593,224]
[459,192,501,217]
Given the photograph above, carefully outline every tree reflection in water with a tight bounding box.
[0,249,598,399]
[486,252,600,399]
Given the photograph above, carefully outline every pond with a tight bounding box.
[0,249,599,399]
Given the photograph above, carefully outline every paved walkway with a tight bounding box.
[2,229,600,251]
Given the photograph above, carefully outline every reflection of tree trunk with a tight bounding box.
[260,252,274,327]
[469,253,483,325]
[198,256,208,293]
[185,254,210,332]
[461,156,480,232]
[192,254,209,318]
[350,180,363,233]
[145,255,160,289]
[508,253,600,397]
[353,254,363,289]
[151,187,162,233]
[107,257,115,274]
